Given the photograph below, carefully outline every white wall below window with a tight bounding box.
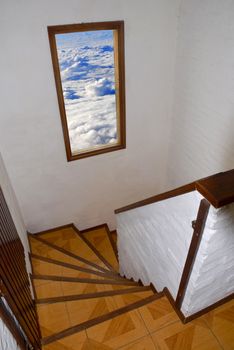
[0,0,180,232]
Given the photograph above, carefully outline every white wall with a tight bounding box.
[117,193,234,316]
[0,0,180,232]
[0,153,31,274]
[167,0,234,187]
[0,318,21,350]
[117,191,201,297]
[182,203,234,316]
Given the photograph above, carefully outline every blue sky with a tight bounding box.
[55,30,118,153]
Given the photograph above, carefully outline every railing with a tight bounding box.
[115,169,234,320]
[0,187,41,349]
[115,169,234,213]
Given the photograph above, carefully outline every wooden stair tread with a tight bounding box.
[31,274,140,286]
[36,286,153,304]
[40,293,163,345]
[80,225,118,271]
[37,290,155,337]
[34,280,143,300]
[29,234,112,274]
[30,253,121,280]
[29,223,162,347]
[32,226,114,272]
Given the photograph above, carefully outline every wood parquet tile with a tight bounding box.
[42,331,87,350]
[35,281,63,299]
[66,296,118,326]
[82,227,119,271]
[87,310,149,349]
[138,296,178,333]
[39,227,110,268]
[113,291,154,308]
[30,233,111,273]
[118,334,158,349]
[30,227,233,350]
[37,303,70,337]
[151,319,223,350]
[202,299,234,350]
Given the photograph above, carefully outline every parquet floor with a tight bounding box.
[29,225,234,350]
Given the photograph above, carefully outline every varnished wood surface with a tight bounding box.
[175,199,210,308]
[115,169,234,213]
[115,182,196,213]
[196,169,234,208]
[28,225,234,349]
[0,187,41,349]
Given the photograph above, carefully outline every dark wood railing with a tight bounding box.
[115,169,234,213]
[0,187,41,349]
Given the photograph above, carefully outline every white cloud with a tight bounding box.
[56,31,118,154]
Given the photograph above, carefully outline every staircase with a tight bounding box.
[28,224,164,349]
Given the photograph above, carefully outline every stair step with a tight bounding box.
[36,286,152,304]
[31,274,140,286]
[80,225,118,272]
[33,279,143,300]
[40,293,163,345]
[30,253,123,281]
[29,234,112,274]
[31,225,115,272]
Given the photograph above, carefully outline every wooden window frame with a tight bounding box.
[48,21,126,161]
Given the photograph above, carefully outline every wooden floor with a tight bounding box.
[29,226,234,350]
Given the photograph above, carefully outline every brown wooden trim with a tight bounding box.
[36,286,152,304]
[115,182,196,213]
[72,224,117,272]
[164,287,234,324]
[0,299,27,350]
[105,226,119,261]
[41,293,162,345]
[163,288,186,323]
[0,188,41,347]
[30,253,122,280]
[184,293,234,323]
[48,21,126,162]
[31,274,140,286]
[29,233,113,274]
[175,199,210,308]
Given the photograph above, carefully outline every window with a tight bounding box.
[48,21,126,161]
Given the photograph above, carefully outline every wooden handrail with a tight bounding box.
[115,182,196,214]
[115,169,234,214]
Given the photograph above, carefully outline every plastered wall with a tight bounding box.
[0,0,180,232]
[182,203,234,316]
[117,192,234,316]
[117,191,202,297]
[167,0,234,187]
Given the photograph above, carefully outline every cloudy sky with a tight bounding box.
[55,30,118,154]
